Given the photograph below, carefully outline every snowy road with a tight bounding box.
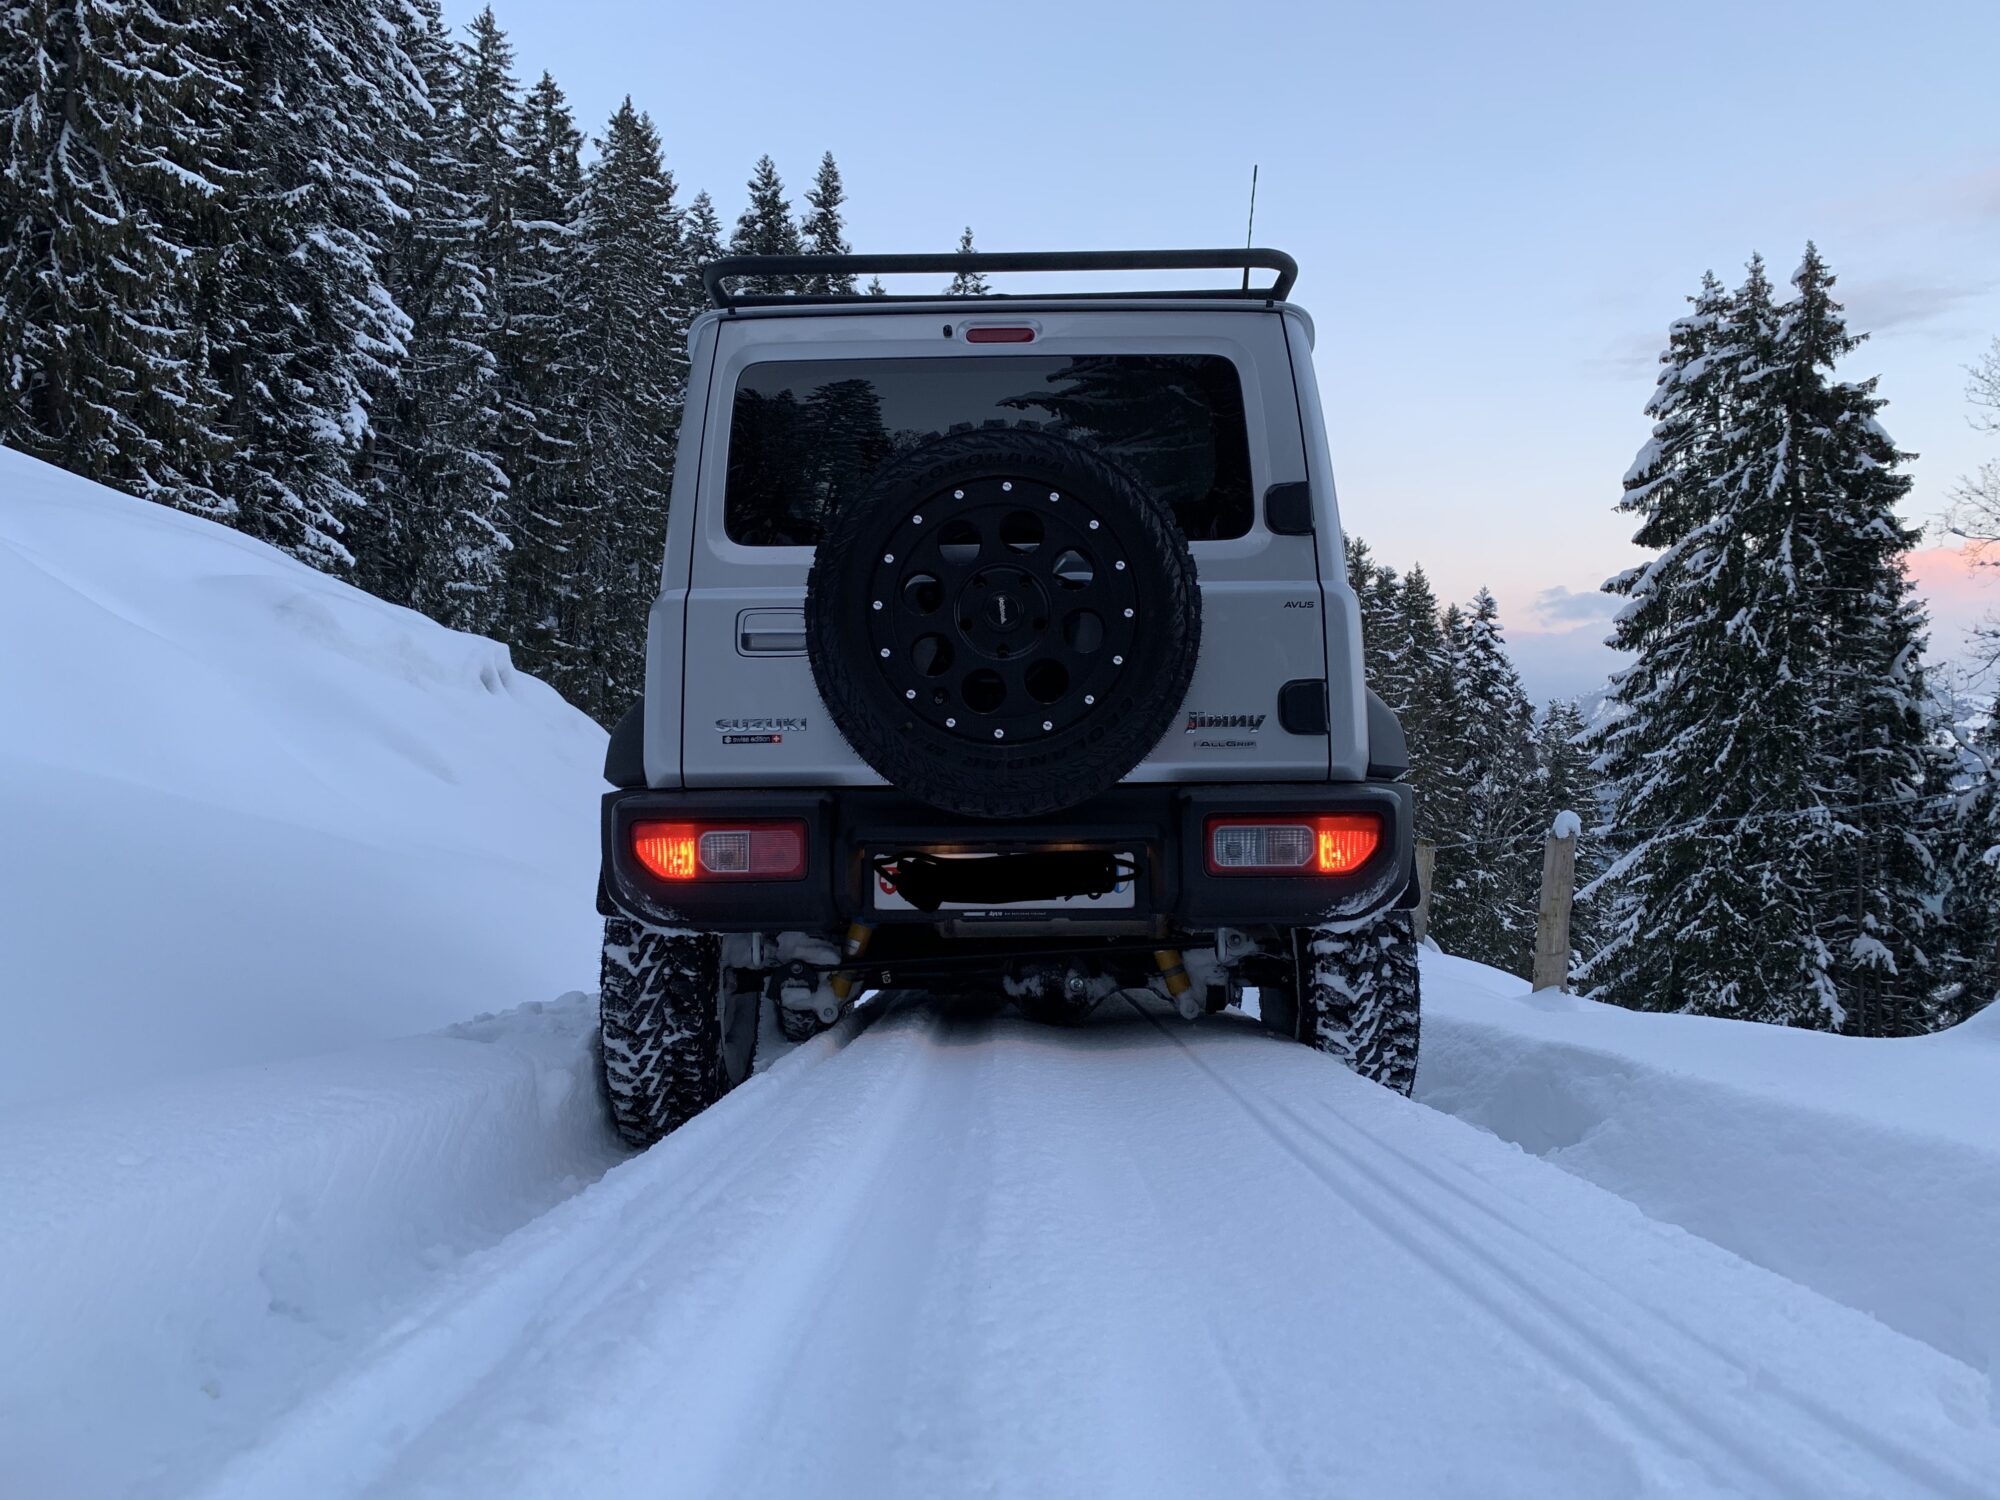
[179,996,1996,1500]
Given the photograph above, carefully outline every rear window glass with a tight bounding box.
[723,354,1254,546]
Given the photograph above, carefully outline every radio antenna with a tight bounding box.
[1241,164,1259,290]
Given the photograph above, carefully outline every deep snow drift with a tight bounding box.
[0,449,606,1108]
[1420,955,2000,1373]
[0,995,623,1499]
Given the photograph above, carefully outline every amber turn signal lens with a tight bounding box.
[631,819,808,881]
[1205,813,1381,876]
[1313,813,1380,873]
[632,822,700,881]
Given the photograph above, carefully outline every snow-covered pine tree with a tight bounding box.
[1345,537,1398,693]
[1343,538,1419,757]
[1392,565,1462,847]
[945,226,989,296]
[501,70,591,696]
[1427,588,1539,975]
[0,0,232,516]
[573,99,686,722]
[355,0,511,634]
[1776,246,1942,1035]
[678,188,724,309]
[1935,702,2000,1028]
[729,155,800,295]
[1343,533,1378,597]
[457,8,521,281]
[1365,566,1408,688]
[798,152,854,294]
[1585,259,1840,1025]
[865,276,888,297]
[204,0,425,569]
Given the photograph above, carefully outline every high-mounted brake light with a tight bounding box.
[963,325,1037,344]
[1205,814,1381,876]
[631,820,807,882]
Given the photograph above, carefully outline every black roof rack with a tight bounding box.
[701,248,1298,309]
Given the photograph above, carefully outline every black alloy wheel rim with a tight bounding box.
[863,474,1142,744]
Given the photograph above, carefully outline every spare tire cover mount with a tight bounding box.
[864,475,1138,743]
[806,429,1202,820]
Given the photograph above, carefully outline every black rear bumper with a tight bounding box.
[601,781,1415,934]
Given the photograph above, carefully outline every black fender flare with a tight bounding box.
[605,699,646,789]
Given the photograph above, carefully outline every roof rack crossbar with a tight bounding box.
[701,248,1297,309]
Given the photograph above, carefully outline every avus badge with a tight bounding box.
[1185,711,1266,733]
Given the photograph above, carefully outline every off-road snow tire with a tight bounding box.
[598,917,755,1148]
[1259,914,1421,1095]
[806,428,1201,819]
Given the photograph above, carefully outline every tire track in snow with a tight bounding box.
[188,995,944,1500]
[1127,997,1994,1500]
[1265,1090,1994,1499]
[178,995,2000,1500]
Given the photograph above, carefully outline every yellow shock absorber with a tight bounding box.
[829,921,875,1002]
[1153,947,1192,998]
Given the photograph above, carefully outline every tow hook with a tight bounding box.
[1214,927,1256,964]
[776,959,840,1027]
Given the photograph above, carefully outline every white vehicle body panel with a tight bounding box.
[645,300,1369,791]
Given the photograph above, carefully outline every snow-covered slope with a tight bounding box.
[0,995,623,1498]
[4,960,1997,1495]
[88,993,2000,1500]
[1418,953,2000,1372]
[0,448,607,1109]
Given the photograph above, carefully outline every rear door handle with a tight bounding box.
[737,608,807,656]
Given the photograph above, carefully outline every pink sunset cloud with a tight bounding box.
[1907,545,1997,659]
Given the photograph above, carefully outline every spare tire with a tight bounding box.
[806,429,1200,819]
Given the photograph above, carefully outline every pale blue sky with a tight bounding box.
[449,0,2000,700]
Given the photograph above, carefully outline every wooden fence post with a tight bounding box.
[1411,839,1437,946]
[1532,813,1579,992]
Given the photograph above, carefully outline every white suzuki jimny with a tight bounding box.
[595,249,1420,1146]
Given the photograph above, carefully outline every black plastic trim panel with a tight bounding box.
[1365,689,1410,780]
[1264,481,1314,536]
[602,782,1413,933]
[1277,679,1329,735]
[604,700,646,789]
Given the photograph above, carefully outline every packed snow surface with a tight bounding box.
[1419,954,2000,1373]
[0,448,605,1107]
[7,975,1994,1498]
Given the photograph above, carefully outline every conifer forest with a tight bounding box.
[5,1,1996,1034]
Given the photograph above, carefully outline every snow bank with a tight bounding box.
[0,448,607,1108]
[1417,953,2000,1372]
[0,994,622,1499]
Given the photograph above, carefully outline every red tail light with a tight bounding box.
[1205,814,1381,876]
[963,325,1037,344]
[631,820,807,881]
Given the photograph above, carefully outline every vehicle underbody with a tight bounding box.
[599,778,1420,1033]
